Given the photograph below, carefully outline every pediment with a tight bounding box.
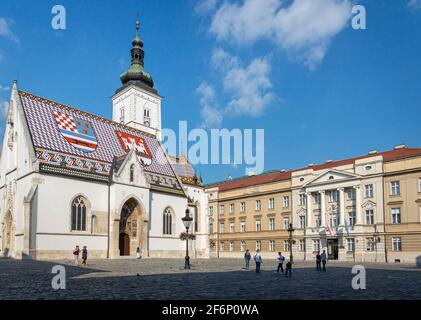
[362,200,376,210]
[113,148,149,188]
[303,169,360,187]
[296,207,306,215]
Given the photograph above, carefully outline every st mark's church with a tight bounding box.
[0,18,209,260]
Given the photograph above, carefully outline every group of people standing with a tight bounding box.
[243,249,329,275]
[72,245,88,266]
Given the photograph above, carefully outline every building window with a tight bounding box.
[283,217,289,230]
[71,196,87,231]
[419,178,421,193]
[348,212,356,226]
[330,214,338,227]
[284,240,289,251]
[269,198,275,210]
[240,202,246,213]
[365,184,374,198]
[347,189,356,200]
[229,242,234,252]
[366,238,375,251]
[240,241,246,252]
[255,220,261,232]
[283,196,289,208]
[392,237,402,251]
[255,200,261,211]
[299,239,305,252]
[269,240,275,252]
[390,181,400,196]
[365,210,374,225]
[392,208,401,224]
[209,223,213,234]
[314,193,321,204]
[229,221,235,233]
[315,215,321,227]
[299,194,306,206]
[209,206,213,216]
[219,222,225,233]
[129,164,135,183]
[143,108,151,126]
[219,205,225,215]
[240,221,246,232]
[163,207,173,235]
[269,218,275,231]
[229,203,234,214]
[313,239,320,252]
[329,190,339,202]
[347,238,355,252]
[120,107,125,124]
[256,241,261,251]
[299,216,306,229]
[220,242,225,252]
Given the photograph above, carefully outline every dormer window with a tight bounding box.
[329,176,334,180]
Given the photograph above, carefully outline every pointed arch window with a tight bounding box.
[71,197,87,231]
[163,207,173,235]
[130,164,135,183]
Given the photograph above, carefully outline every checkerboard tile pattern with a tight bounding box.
[20,91,177,178]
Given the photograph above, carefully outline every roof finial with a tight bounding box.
[136,14,140,38]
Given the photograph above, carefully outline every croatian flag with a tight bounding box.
[54,111,98,152]
[344,219,350,237]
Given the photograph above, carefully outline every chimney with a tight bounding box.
[394,144,406,150]
[280,169,286,172]
[369,150,378,155]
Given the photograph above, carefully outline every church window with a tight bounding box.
[130,164,135,183]
[163,207,173,235]
[71,196,87,231]
[120,108,125,124]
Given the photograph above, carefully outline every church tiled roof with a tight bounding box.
[19,90,181,190]
[168,155,202,187]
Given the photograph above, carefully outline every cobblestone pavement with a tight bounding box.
[0,257,420,299]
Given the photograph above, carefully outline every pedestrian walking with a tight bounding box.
[73,245,80,265]
[244,249,251,271]
[321,250,328,271]
[316,251,322,271]
[276,252,285,273]
[81,246,88,265]
[136,247,142,259]
[285,260,292,277]
[254,249,263,274]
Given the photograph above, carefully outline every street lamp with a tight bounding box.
[287,223,295,263]
[182,208,193,269]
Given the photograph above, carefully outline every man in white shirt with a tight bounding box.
[254,249,263,274]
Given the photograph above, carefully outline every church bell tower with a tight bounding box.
[112,16,162,139]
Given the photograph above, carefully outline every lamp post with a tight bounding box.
[287,223,295,263]
[182,208,193,270]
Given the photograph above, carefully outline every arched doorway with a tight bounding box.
[118,198,147,257]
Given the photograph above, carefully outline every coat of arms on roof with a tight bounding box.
[116,131,152,166]
[53,111,98,152]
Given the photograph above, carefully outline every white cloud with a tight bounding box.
[223,55,275,116]
[408,0,421,10]
[0,97,9,118]
[195,0,220,15]
[196,82,223,128]
[0,85,10,91]
[209,0,352,69]
[0,17,19,44]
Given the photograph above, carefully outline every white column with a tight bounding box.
[339,188,345,226]
[306,192,312,228]
[354,186,362,225]
[320,191,326,227]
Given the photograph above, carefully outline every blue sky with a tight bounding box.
[1,0,421,184]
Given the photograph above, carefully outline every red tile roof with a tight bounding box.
[207,147,421,192]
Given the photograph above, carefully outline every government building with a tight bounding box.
[206,146,421,264]
[0,18,209,260]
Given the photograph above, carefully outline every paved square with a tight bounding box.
[0,258,420,299]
